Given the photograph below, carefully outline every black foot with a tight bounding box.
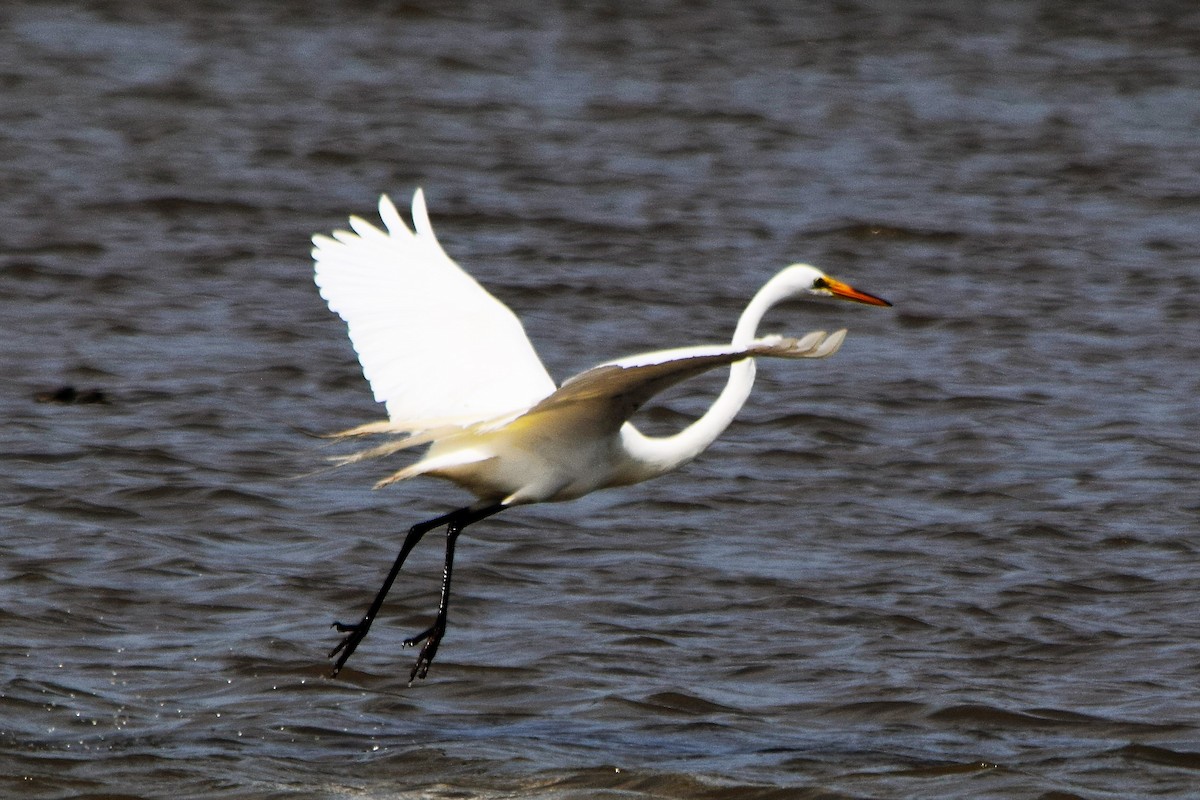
[328,618,370,677]
[403,618,446,684]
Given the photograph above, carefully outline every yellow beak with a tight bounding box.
[821,277,892,307]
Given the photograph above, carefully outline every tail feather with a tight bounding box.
[325,420,412,439]
[328,430,440,467]
[373,450,496,490]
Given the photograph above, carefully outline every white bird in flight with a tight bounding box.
[312,189,890,682]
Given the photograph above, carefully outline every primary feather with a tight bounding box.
[312,190,556,428]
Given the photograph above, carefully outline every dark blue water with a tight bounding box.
[3,2,1199,797]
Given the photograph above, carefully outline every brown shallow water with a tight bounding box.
[3,2,1200,797]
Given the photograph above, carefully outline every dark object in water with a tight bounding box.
[35,385,108,404]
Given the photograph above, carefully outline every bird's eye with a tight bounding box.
[812,277,829,290]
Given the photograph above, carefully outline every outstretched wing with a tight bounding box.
[313,190,556,428]
[526,330,846,421]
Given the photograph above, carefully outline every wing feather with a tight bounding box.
[525,330,845,420]
[313,190,556,428]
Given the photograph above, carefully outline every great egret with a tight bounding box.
[313,190,890,682]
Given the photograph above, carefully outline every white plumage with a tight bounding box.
[312,189,890,681]
[314,191,555,427]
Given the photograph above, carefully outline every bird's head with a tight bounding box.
[781,263,892,307]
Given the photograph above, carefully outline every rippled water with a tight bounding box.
[3,2,1200,797]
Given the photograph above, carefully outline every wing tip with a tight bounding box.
[813,329,847,358]
[410,187,435,238]
[377,193,407,236]
[752,329,847,359]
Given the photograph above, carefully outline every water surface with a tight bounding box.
[3,2,1199,797]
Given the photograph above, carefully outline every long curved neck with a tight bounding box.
[621,273,796,477]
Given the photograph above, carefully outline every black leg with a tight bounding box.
[402,520,463,683]
[328,506,464,677]
[402,502,505,682]
[328,503,504,678]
